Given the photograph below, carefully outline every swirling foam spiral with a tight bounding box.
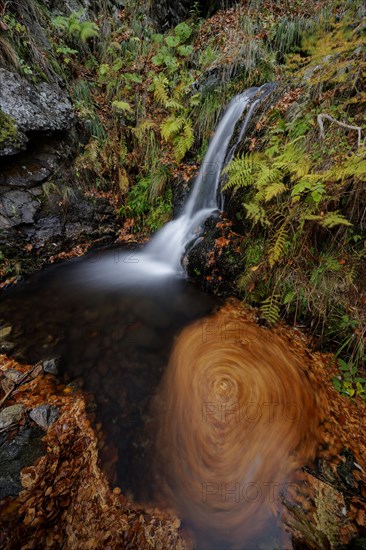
[153,303,320,549]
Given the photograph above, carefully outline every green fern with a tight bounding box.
[257,165,284,189]
[324,147,366,182]
[153,75,170,107]
[283,290,297,306]
[160,115,186,141]
[320,212,353,228]
[222,152,261,190]
[243,202,269,226]
[173,121,194,162]
[260,294,281,325]
[112,100,133,113]
[261,181,287,202]
[133,119,157,142]
[79,22,99,42]
[166,99,184,111]
[268,224,288,267]
[52,10,98,43]
[149,165,170,201]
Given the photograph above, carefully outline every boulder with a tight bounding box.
[0,69,73,143]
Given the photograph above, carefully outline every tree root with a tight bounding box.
[317,113,363,147]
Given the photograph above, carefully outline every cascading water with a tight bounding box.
[70,85,272,288]
[146,85,272,271]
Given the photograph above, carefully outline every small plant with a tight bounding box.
[52,10,99,43]
[260,293,281,325]
[119,175,172,233]
[151,22,194,71]
[333,359,366,400]
[153,74,195,162]
[56,45,78,64]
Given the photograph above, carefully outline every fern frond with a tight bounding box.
[149,165,169,200]
[173,81,187,100]
[153,75,170,107]
[342,152,366,179]
[320,212,353,229]
[222,153,260,190]
[260,294,281,325]
[118,166,129,194]
[112,100,133,113]
[283,290,297,305]
[52,16,68,31]
[133,119,157,142]
[68,21,81,36]
[268,224,288,267]
[329,150,366,182]
[256,166,283,189]
[293,158,312,179]
[243,202,269,226]
[80,22,99,42]
[173,121,194,162]
[262,182,287,202]
[160,115,186,141]
[165,99,184,111]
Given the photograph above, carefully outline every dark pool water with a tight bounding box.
[0,247,219,501]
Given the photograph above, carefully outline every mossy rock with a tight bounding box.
[0,109,25,156]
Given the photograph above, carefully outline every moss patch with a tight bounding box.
[0,109,20,152]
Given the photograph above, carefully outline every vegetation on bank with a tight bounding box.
[0,0,365,397]
[223,8,366,398]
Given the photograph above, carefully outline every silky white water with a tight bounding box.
[146,86,266,271]
[71,85,272,286]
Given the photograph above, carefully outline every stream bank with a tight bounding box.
[0,300,365,549]
[0,0,365,547]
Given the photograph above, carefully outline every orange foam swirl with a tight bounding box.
[153,303,321,548]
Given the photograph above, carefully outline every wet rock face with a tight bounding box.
[0,68,119,276]
[0,189,42,229]
[0,425,44,499]
[0,188,118,267]
[184,213,244,295]
[150,0,236,30]
[0,69,73,156]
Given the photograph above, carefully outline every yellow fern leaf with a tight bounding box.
[118,166,129,194]
[153,75,170,107]
[268,224,288,267]
[160,115,185,141]
[263,182,287,202]
[260,294,281,325]
[133,119,157,142]
[173,121,194,162]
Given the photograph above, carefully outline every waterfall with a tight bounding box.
[71,85,273,287]
[146,84,272,271]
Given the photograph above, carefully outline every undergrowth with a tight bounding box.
[224,5,366,398]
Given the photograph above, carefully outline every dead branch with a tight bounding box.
[317,113,362,147]
[0,361,43,409]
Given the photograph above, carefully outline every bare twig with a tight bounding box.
[317,113,363,148]
[0,361,43,409]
